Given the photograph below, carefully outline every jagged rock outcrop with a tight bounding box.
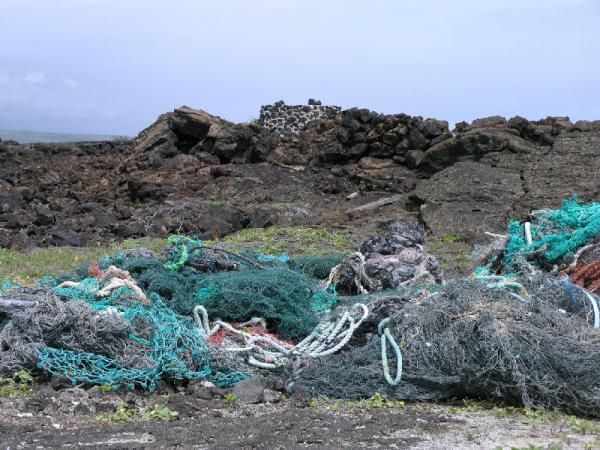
[0,104,598,249]
[410,128,600,238]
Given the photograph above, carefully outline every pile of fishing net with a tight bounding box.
[1,207,599,417]
[0,279,241,389]
[288,276,600,416]
[0,235,346,389]
[289,199,600,416]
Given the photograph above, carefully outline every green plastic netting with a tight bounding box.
[121,258,206,315]
[504,196,600,266]
[194,267,336,340]
[288,254,344,279]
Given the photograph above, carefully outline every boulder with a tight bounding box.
[196,205,247,239]
[419,128,542,173]
[411,160,525,237]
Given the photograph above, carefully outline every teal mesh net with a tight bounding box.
[1,280,18,290]
[37,291,248,390]
[504,196,600,266]
[194,267,336,340]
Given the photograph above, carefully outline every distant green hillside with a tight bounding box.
[0,129,129,144]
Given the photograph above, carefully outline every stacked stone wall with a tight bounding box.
[259,100,341,134]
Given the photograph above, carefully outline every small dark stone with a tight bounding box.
[34,206,55,226]
[49,230,82,247]
[187,380,216,400]
[471,116,507,128]
[232,377,268,404]
[73,402,93,415]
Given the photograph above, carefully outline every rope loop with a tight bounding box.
[378,318,402,386]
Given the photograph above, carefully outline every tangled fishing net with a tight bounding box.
[289,278,600,416]
[0,207,599,418]
[0,237,345,390]
[330,221,443,295]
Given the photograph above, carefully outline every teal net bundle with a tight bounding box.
[0,283,246,389]
[504,196,600,267]
[37,293,215,390]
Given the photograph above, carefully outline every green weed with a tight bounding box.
[441,234,461,243]
[308,394,404,411]
[215,226,354,256]
[95,403,138,423]
[142,404,178,422]
[565,416,600,435]
[224,393,237,406]
[0,370,34,398]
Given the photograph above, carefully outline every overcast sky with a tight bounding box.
[1,0,598,135]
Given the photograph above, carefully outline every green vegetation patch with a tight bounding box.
[0,237,167,285]
[214,226,354,256]
[0,370,35,398]
[309,393,405,411]
[95,402,178,423]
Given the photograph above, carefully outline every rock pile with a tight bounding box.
[1,103,599,249]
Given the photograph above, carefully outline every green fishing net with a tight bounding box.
[288,253,344,279]
[35,291,247,390]
[194,267,336,340]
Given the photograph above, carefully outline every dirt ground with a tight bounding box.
[1,386,598,450]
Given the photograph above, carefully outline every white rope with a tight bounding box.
[195,302,369,369]
[97,277,148,303]
[569,243,600,269]
[581,289,600,329]
[58,272,148,303]
[524,222,533,245]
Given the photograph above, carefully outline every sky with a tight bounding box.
[0,0,599,135]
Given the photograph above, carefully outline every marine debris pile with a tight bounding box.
[0,197,599,416]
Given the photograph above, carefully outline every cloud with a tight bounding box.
[23,71,47,85]
[60,77,80,89]
[0,71,98,122]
